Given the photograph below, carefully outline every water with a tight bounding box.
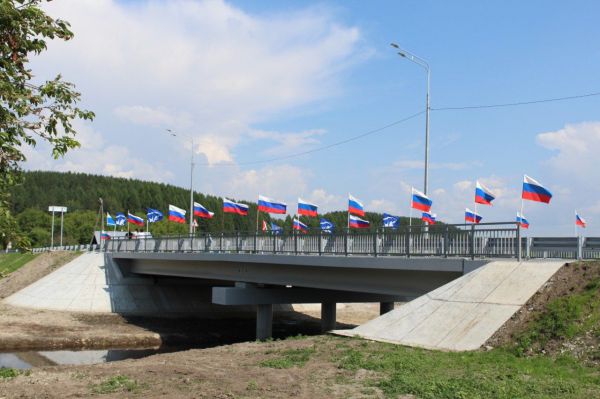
[0,348,179,370]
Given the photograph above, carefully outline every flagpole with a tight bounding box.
[127,210,130,234]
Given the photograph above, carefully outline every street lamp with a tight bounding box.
[166,129,195,235]
[390,43,431,195]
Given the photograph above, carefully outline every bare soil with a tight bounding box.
[0,336,396,399]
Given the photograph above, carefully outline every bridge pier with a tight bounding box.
[321,302,337,332]
[380,301,395,315]
[256,304,273,341]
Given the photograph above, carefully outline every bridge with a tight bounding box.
[101,222,518,339]
[32,222,599,340]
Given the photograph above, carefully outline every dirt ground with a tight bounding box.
[0,336,398,399]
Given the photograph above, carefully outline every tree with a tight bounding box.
[0,0,93,248]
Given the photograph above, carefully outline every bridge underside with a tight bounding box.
[110,252,488,339]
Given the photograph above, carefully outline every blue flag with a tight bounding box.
[320,218,334,234]
[115,213,127,226]
[106,212,116,227]
[383,213,400,229]
[147,208,164,223]
[270,222,283,235]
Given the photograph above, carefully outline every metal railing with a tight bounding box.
[104,222,521,260]
[32,244,99,253]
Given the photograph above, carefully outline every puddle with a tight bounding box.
[0,347,182,370]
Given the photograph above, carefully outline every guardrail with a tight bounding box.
[104,222,521,260]
[32,244,99,253]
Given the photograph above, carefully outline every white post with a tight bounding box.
[60,210,64,247]
[50,210,55,250]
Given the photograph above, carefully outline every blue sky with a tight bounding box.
[26,0,600,235]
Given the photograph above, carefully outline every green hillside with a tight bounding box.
[8,170,432,248]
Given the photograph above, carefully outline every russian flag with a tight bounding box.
[465,208,482,224]
[516,212,529,229]
[100,232,111,240]
[349,215,370,229]
[298,198,318,217]
[223,198,249,216]
[168,204,186,224]
[411,188,432,212]
[348,194,365,217]
[522,175,552,204]
[258,195,287,214]
[422,212,436,225]
[576,212,586,228]
[475,181,495,205]
[293,218,308,233]
[127,212,144,226]
[194,202,214,219]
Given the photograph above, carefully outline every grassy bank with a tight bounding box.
[339,340,598,398]
[0,253,37,278]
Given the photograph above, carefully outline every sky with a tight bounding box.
[23,0,600,235]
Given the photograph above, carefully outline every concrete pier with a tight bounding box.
[320,302,337,332]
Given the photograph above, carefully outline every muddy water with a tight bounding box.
[0,348,183,370]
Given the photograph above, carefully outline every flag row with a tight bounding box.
[105,175,588,231]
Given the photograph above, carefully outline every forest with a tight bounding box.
[9,171,435,247]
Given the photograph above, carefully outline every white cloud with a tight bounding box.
[226,164,310,205]
[35,0,363,170]
[536,121,600,181]
[307,189,343,212]
[114,106,194,130]
[22,121,174,182]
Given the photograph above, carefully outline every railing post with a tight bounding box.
[516,223,522,262]
[406,225,411,258]
[204,233,208,253]
[318,232,322,256]
[444,226,449,258]
[236,232,240,254]
[220,232,223,253]
[273,232,276,254]
[373,229,378,257]
[344,229,348,256]
[254,232,257,254]
[470,224,475,260]
[294,232,298,255]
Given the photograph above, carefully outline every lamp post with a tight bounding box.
[390,43,431,195]
[166,129,195,235]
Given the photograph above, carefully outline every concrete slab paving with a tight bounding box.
[3,252,260,316]
[335,259,564,351]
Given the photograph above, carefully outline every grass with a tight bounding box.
[0,253,37,278]
[0,367,21,379]
[259,346,316,369]
[514,274,600,355]
[90,375,146,394]
[331,338,600,399]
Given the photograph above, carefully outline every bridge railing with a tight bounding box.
[104,222,521,259]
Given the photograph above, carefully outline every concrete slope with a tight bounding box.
[3,252,271,316]
[334,260,564,351]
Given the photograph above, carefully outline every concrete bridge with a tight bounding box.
[105,223,519,339]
